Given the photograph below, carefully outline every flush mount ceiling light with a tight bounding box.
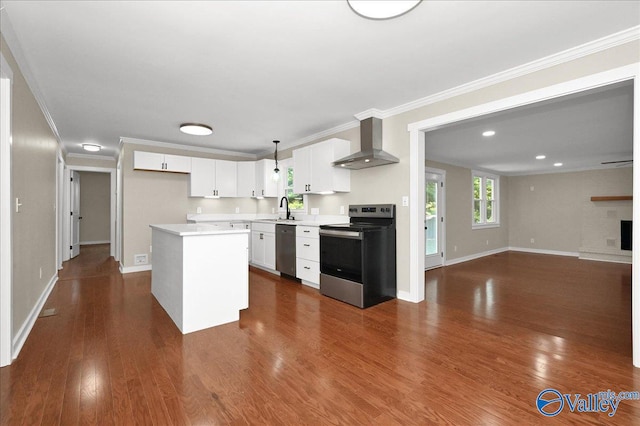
[554,162,563,167]
[536,155,546,160]
[179,123,213,136]
[82,143,101,152]
[482,130,496,137]
[347,0,421,20]
[272,140,280,182]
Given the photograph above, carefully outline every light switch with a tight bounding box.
[402,196,409,207]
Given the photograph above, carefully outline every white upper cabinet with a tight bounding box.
[189,158,237,197]
[255,159,278,198]
[237,161,256,197]
[134,151,191,173]
[293,138,350,194]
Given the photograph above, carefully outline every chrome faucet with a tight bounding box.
[279,196,291,220]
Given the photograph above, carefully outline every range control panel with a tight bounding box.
[348,204,395,219]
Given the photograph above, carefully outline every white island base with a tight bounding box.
[150,224,250,334]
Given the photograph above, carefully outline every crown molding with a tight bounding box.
[358,25,640,120]
[66,152,116,161]
[120,136,257,159]
[0,10,65,154]
[354,109,385,120]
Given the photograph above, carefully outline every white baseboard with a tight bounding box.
[445,247,509,266]
[579,253,632,264]
[508,246,579,257]
[249,263,280,276]
[119,262,152,274]
[80,240,110,245]
[12,273,57,360]
[300,280,319,290]
[396,290,414,302]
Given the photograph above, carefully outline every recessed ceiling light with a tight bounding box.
[536,155,546,160]
[482,130,496,137]
[179,123,213,136]
[82,144,101,152]
[347,0,422,20]
[554,162,563,167]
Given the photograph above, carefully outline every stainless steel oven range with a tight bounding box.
[319,204,396,308]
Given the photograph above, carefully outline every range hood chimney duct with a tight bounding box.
[332,117,399,170]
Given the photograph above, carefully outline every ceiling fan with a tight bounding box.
[601,159,633,167]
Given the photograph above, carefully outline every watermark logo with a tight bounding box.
[536,388,640,417]
[536,389,564,417]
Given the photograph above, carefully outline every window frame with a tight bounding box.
[472,171,500,229]
[279,158,308,215]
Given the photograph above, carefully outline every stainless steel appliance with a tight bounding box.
[276,224,296,277]
[319,204,396,308]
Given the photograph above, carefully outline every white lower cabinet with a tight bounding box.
[296,226,320,288]
[251,222,276,271]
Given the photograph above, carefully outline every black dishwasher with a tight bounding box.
[276,224,296,277]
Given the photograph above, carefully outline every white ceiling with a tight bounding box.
[1,1,639,161]
[425,81,635,175]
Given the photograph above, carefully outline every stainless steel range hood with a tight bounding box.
[332,117,399,170]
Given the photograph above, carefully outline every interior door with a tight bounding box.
[70,171,81,258]
[425,171,444,269]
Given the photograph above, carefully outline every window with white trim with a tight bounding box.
[280,159,307,214]
[472,171,499,228]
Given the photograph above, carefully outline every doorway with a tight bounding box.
[425,169,445,270]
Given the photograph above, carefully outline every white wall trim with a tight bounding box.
[0,11,64,153]
[508,247,579,258]
[80,240,110,245]
[445,248,509,267]
[121,137,257,159]
[11,273,57,360]
[66,152,116,161]
[65,166,117,259]
[578,254,633,265]
[370,26,640,120]
[396,290,412,302]
[0,50,14,367]
[424,167,446,270]
[119,263,152,274]
[408,61,640,365]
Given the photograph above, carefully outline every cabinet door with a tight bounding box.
[237,162,256,197]
[189,157,216,197]
[215,160,237,197]
[263,232,276,270]
[133,151,164,171]
[255,159,278,198]
[164,154,191,173]
[251,231,265,266]
[309,142,334,193]
[293,147,311,193]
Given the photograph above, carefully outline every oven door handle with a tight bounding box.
[319,229,363,240]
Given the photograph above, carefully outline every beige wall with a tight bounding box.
[78,171,110,244]
[65,155,116,169]
[509,168,633,257]
[120,143,257,268]
[2,35,58,336]
[426,160,509,261]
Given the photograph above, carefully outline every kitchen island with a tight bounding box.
[149,224,250,334]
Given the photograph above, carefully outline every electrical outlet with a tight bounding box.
[340,205,345,215]
[134,254,148,265]
[454,246,457,252]
[196,207,202,214]
[39,267,42,279]
[530,186,535,191]
[235,207,240,213]
[311,208,320,215]
[530,238,535,244]
[402,196,409,207]
[486,240,489,245]
[150,245,153,253]
[272,208,275,214]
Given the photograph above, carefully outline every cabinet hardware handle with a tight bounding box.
[304,244,310,247]
[260,233,263,240]
[262,190,264,195]
[303,230,310,233]
[252,190,255,196]
[304,266,310,270]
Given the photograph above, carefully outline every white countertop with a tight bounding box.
[150,223,251,236]
[187,213,349,227]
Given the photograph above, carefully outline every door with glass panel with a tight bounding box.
[425,171,444,269]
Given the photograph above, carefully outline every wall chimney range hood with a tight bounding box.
[333,117,399,170]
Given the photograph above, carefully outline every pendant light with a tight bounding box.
[272,140,280,182]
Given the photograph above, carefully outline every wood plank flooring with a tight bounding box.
[2,245,640,424]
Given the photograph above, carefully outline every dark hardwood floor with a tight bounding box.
[1,245,639,424]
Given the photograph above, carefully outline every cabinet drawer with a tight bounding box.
[252,222,276,233]
[296,258,319,286]
[296,225,318,239]
[296,237,319,262]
